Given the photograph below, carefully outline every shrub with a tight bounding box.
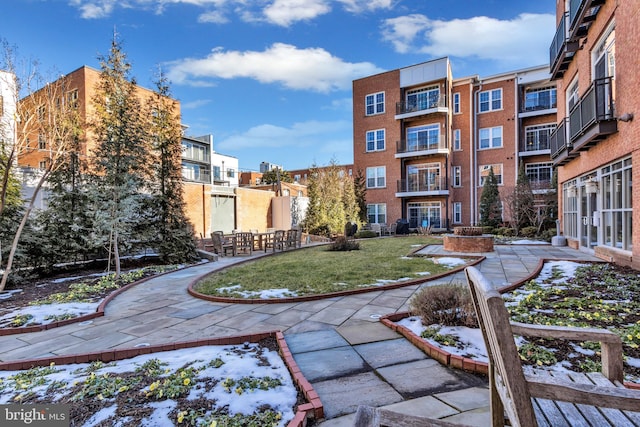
[540,228,557,242]
[495,227,515,237]
[355,230,377,239]
[482,226,494,235]
[327,236,360,251]
[409,284,478,327]
[520,226,538,238]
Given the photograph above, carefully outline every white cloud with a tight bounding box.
[197,10,229,24]
[216,119,351,151]
[69,0,117,19]
[263,0,331,26]
[382,13,555,67]
[181,99,212,109]
[166,43,383,92]
[337,0,393,13]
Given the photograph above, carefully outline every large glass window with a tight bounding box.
[366,92,384,115]
[479,89,502,112]
[453,129,461,151]
[479,126,502,149]
[524,86,557,111]
[525,163,552,186]
[407,163,441,192]
[366,166,386,188]
[524,124,554,151]
[452,166,461,187]
[366,129,385,152]
[408,201,441,229]
[453,92,460,114]
[479,164,503,186]
[563,180,578,239]
[406,85,440,111]
[367,204,386,224]
[407,124,441,151]
[453,202,462,224]
[601,158,631,250]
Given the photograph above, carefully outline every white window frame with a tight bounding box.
[479,126,502,149]
[366,129,385,152]
[453,92,460,114]
[453,202,462,224]
[479,164,503,186]
[365,91,385,116]
[366,166,386,188]
[524,124,555,152]
[525,162,552,185]
[452,165,462,187]
[406,85,440,110]
[479,89,502,112]
[407,124,440,151]
[367,203,386,224]
[453,129,461,151]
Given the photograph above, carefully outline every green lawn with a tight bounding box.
[194,236,469,298]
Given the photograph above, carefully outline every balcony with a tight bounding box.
[549,12,579,79]
[568,0,604,40]
[568,77,617,152]
[396,176,449,198]
[395,135,448,159]
[395,94,447,120]
[550,119,576,166]
[182,170,211,184]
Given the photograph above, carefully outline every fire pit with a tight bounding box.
[443,227,494,252]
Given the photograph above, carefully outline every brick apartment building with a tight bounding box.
[549,0,639,267]
[353,57,557,231]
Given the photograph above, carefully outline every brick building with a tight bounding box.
[353,57,557,231]
[549,0,639,267]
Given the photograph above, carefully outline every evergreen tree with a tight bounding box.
[261,168,292,184]
[146,69,198,264]
[353,169,367,224]
[479,167,502,228]
[506,162,535,235]
[88,35,151,276]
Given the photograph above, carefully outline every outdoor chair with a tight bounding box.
[211,231,236,256]
[369,223,381,236]
[353,406,466,426]
[285,229,298,250]
[265,230,286,252]
[234,232,253,255]
[465,266,640,427]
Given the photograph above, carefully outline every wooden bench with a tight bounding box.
[353,406,468,427]
[465,266,640,427]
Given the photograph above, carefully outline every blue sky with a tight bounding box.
[2,0,555,171]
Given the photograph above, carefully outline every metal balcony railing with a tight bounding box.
[397,176,447,193]
[396,135,447,155]
[550,119,569,160]
[396,94,447,115]
[568,77,615,142]
[549,12,578,78]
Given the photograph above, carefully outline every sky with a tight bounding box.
[1,0,556,172]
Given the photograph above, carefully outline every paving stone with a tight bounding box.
[313,372,403,419]
[337,322,400,345]
[377,359,468,397]
[354,338,427,368]
[434,386,490,411]
[263,309,314,327]
[285,329,350,353]
[307,306,357,325]
[380,395,459,419]
[292,346,367,382]
[440,406,491,427]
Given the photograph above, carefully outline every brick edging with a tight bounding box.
[0,330,322,427]
[187,251,485,304]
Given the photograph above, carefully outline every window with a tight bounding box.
[67,89,79,107]
[479,164,503,186]
[406,85,440,111]
[407,124,440,151]
[524,124,555,151]
[479,126,502,149]
[407,201,441,229]
[366,166,386,188]
[593,22,615,81]
[567,78,579,112]
[453,92,460,114]
[524,86,557,111]
[601,158,631,250]
[366,129,385,152]
[213,166,221,181]
[226,168,235,178]
[38,161,47,170]
[365,92,384,115]
[453,202,462,224]
[525,163,552,186]
[294,174,301,182]
[37,105,45,120]
[406,163,441,192]
[453,129,461,151]
[452,166,462,187]
[563,180,578,239]
[38,134,46,150]
[367,203,386,224]
[479,89,501,112]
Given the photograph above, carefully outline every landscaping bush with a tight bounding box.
[355,230,377,239]
[327,236,360,251]
[482,226,494,235]
[540,228,557,242]
[409,284,478,327]
[494,227,515,237]
[520,226,538,238]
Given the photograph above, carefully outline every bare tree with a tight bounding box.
[0,41,83,290]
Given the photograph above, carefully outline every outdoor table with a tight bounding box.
[252,232,275,251]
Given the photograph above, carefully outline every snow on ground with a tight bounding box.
[428,257,468,267]
[509,239,549,245]
[216,285,299,299]
[0,344,297,427]
[0,302,99,328]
